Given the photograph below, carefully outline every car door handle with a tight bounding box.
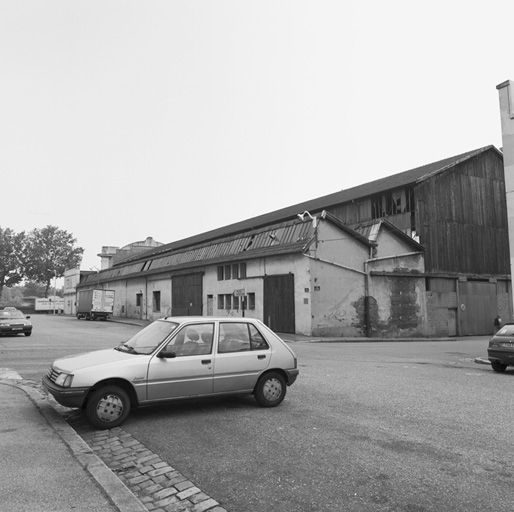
[201,359,212,365]
[257,354,266,360]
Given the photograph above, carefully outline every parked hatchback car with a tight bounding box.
[488,322,514,372]
[43,316,299,428]
[0,309,32,336]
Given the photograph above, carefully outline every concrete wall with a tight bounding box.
[309,222,369,336]
[203,259,263,320]
[202,254,312,335]
[367,252,426,337]
[497,81,514,314]
[63,268,80,315]
[146,277,172,321]
[375,230,415,259]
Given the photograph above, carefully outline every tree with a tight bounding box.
[23,281,48,297]
[0,227,25,298]
[23,225,83,297]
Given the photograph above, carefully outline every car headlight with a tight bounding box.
[55,372,74,387]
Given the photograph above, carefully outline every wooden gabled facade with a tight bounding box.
[415,148,507,275]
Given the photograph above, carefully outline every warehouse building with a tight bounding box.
[77,145,510,337]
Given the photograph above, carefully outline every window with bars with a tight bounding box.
[217,262,247,281]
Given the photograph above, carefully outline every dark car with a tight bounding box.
[0,309,32,336]
[487,322,514,372]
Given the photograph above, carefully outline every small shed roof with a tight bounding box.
[350,218,424,252]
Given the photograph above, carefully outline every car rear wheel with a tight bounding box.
[254,372,286,407]
[491,361,507,372]
[85,385,131,429]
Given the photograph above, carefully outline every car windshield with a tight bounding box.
[118,320,179,355]
[0,310,25,319]
[496,324,514,336]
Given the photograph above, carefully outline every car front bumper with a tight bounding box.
[0,325,31,335]
[42,376,89,408]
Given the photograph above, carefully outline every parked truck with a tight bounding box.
[76,289,115,320]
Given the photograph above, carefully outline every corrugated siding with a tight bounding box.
[416,150,509,274]
[80,221,313,286]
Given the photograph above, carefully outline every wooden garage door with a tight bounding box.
[263,274,295,333]
[172,273,203,316]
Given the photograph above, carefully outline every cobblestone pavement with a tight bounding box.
[34,378,228,512]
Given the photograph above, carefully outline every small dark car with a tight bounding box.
[488,322,514,372]
[0,309,32,336]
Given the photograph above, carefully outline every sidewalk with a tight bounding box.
[0,377,147,512]
[108,316,487,343]
[108,317,492,343]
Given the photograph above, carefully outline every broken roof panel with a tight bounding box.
[114,145,498,267]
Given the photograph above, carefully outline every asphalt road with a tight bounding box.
[2,315,514,511]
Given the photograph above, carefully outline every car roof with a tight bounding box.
[159,316,261,324]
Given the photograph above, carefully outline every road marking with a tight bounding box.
[0,368,22,380]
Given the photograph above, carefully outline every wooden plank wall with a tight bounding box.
[415,149,509,274]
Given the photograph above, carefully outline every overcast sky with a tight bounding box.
[1,1,513,270]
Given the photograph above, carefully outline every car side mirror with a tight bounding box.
[26,316,31,319]
[158,350,176,359]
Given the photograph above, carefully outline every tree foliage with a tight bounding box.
[0,227,25,298]
[23,225,83,297]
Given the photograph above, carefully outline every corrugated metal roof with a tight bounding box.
[79,219,315,287]
[115,145,498,266]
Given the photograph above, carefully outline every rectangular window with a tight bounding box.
[218,322,251,353]
[224,265,231,280]
[152,291,161,312]
[217,295,224,309]
[225,294,232,310]
[232,264,239,279]
[136,293,142,307]
[233,295,239,310]
[248,292,255,310]
[164,323,214,357]
[239,262,247,278]
[217,266,224,281]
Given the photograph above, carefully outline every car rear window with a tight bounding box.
[0,311,24,319]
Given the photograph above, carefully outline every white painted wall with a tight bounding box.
[497,80,514,314]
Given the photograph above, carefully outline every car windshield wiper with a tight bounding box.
[115,344,138,354]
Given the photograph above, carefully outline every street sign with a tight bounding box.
[233,289,245,297]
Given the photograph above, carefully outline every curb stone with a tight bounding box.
[67,414,228,512]
[0,378,147,512]
[2,377,228,512]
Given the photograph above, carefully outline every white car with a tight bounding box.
[43,316,299,429]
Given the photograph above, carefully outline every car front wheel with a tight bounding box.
[254,372,287,407]
[85,385,131,429]
[491,361,507,373]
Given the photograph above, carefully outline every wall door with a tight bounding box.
[172,273,203,316]
[263,274,295,333]
[459,281,496,335]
